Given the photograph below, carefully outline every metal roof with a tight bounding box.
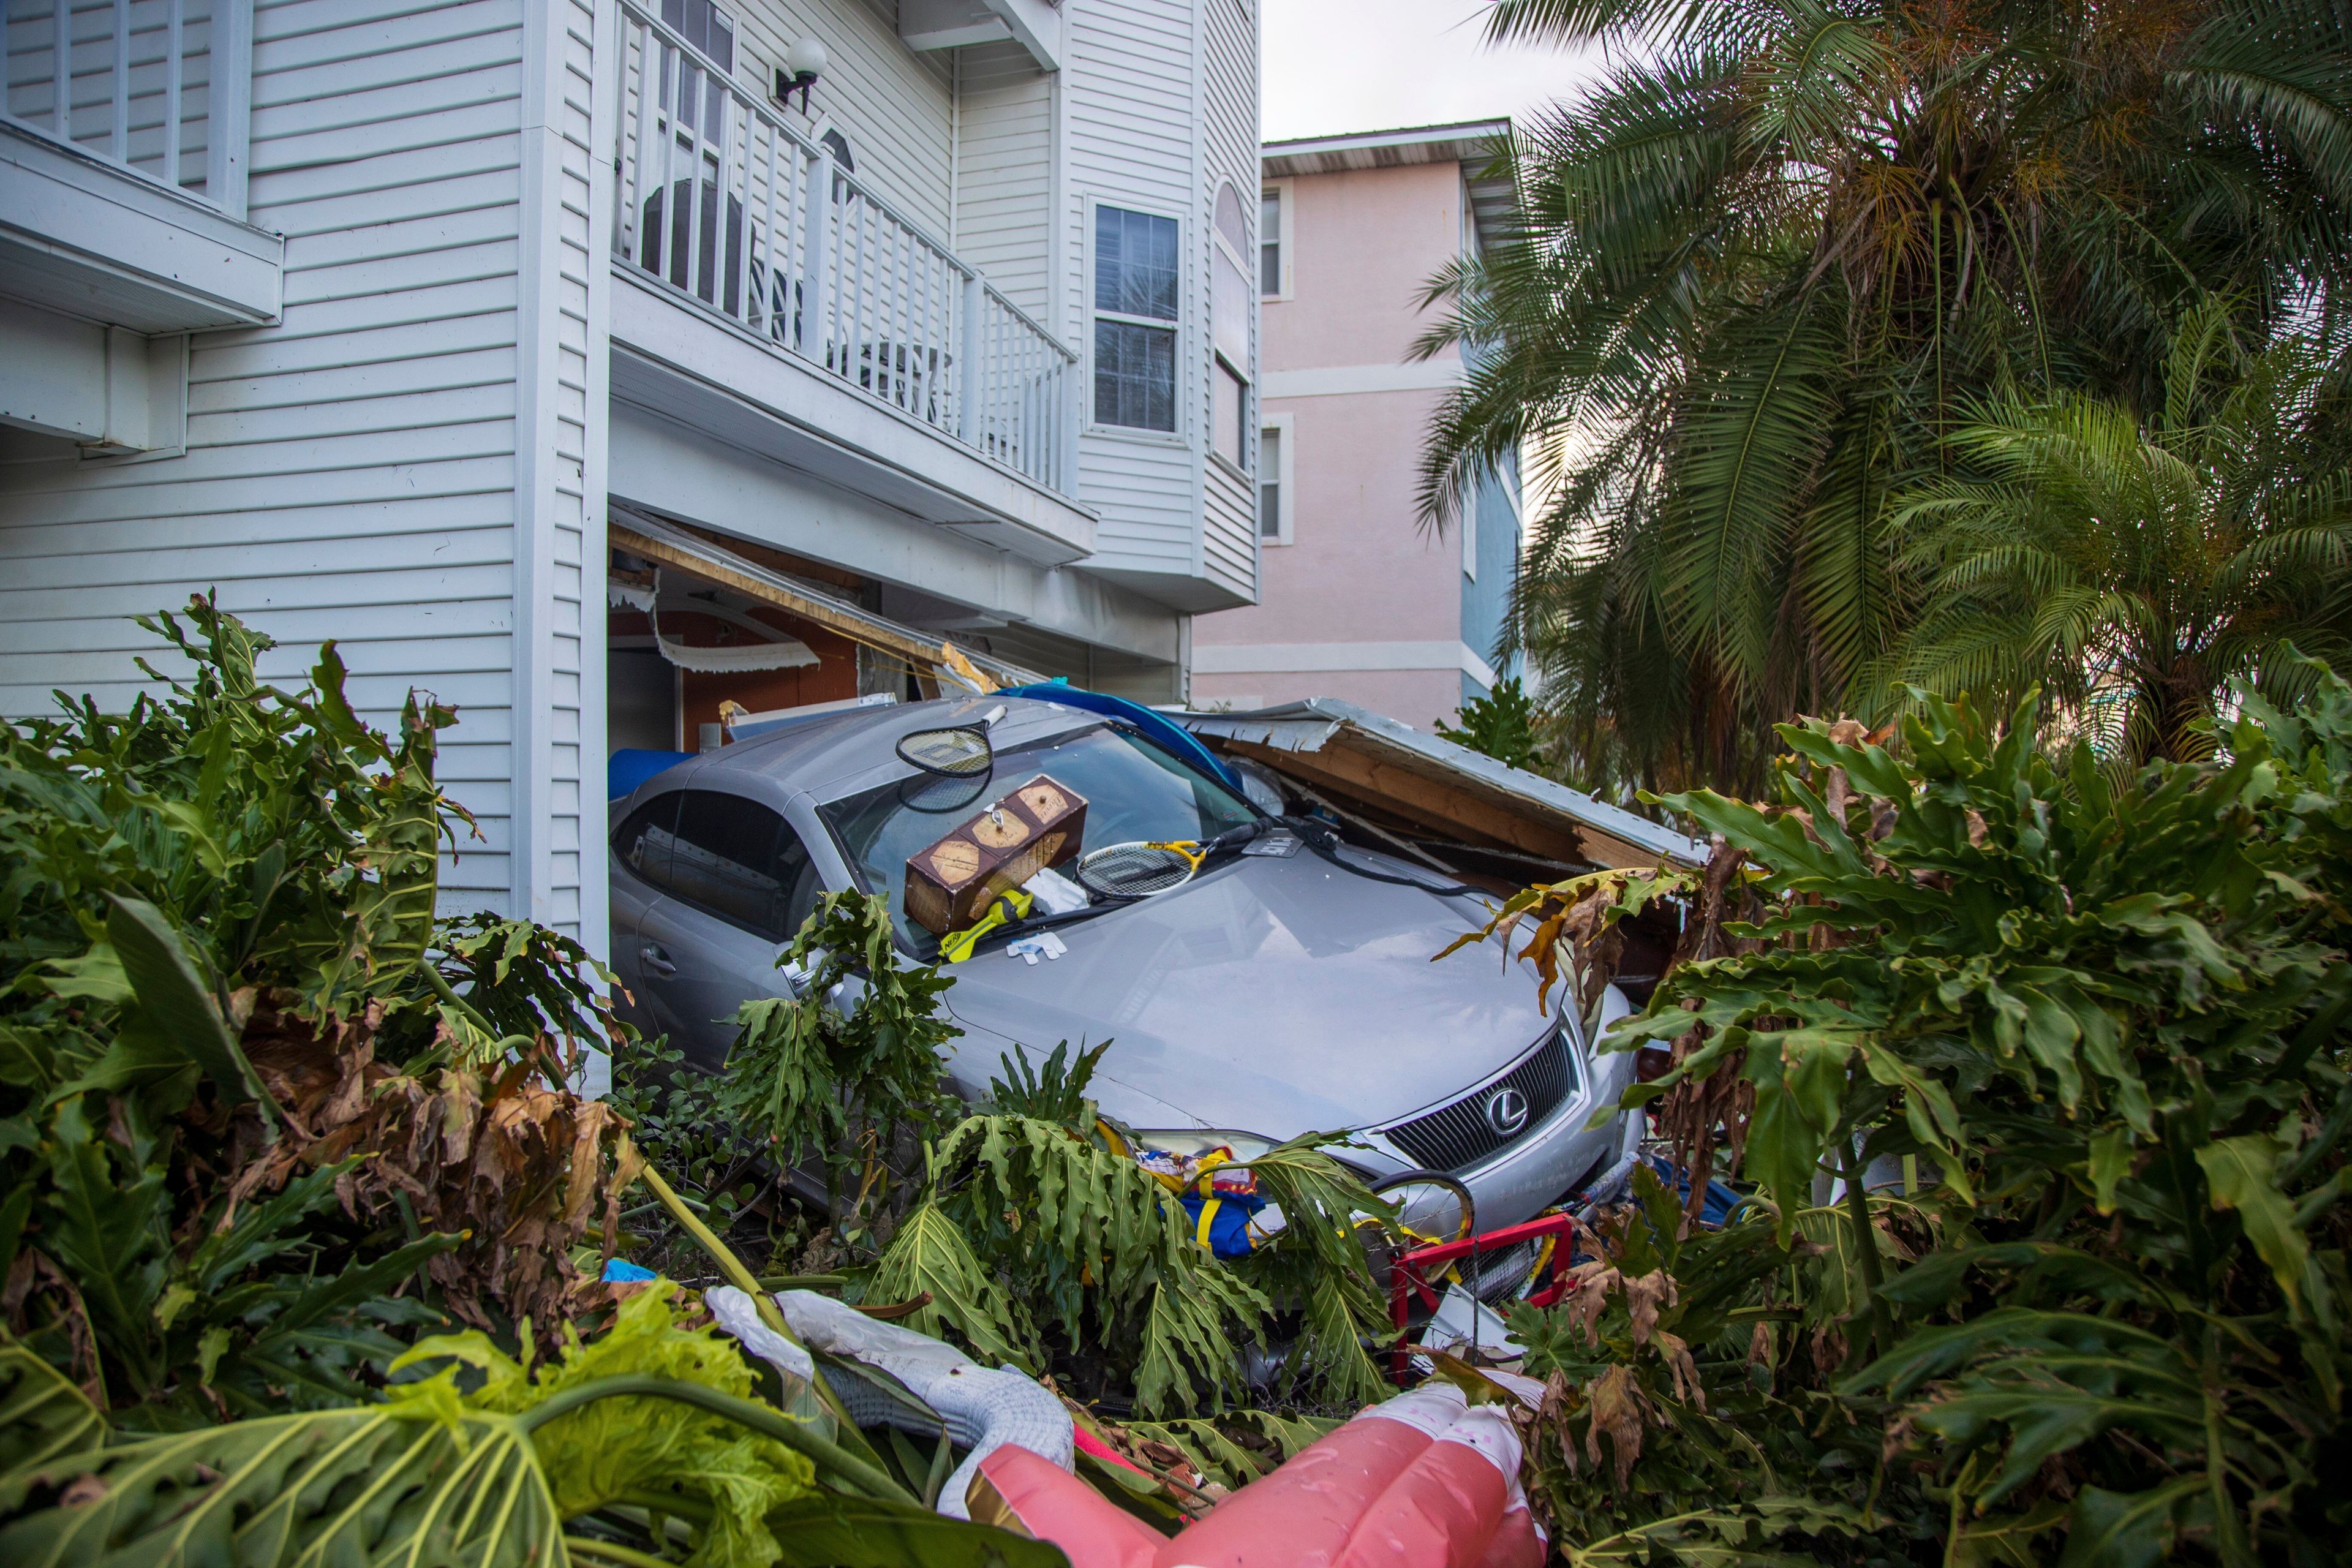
[1262,119,1518,253]
[1262,119,1512,174]
[1175,696,1703,871]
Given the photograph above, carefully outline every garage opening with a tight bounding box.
[604,508,1047,767]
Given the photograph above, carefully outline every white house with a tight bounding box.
[1,0,1262,962]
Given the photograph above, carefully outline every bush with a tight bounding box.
[1461,671,2352,1564]
[1436,676,1543,772]
[0,598,635,1423]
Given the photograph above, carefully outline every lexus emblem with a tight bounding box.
[1483,1086,1531,1137]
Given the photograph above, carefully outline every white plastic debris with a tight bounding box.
[1419,1282,1525,1365]
[1005,930,1067,964]
[1022,865,1089,916]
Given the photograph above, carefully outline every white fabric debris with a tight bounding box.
[772,1288,1074,1520]
[1354,1379,1468,1438]
[654,630,820,673]
[704,1285,817,1387]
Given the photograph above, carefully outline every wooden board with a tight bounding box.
[1219,736,1659,870]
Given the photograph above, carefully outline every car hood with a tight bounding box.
[938,847,1555,1135]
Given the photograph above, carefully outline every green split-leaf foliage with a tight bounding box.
[1463,662,2352,1564]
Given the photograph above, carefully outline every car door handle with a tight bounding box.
[639,944,679,978]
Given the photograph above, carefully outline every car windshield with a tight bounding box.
[819,722,1259,954]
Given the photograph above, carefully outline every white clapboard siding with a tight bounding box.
[0,0,607,941]
[723,0,953,238]
[510,0,603,937]
[953,39,1049,318]
[1065,0,1205,579]
[1197,0,1255,601]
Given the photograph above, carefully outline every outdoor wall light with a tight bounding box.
[775,37,827,113]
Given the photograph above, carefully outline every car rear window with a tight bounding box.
[614,788,817,941]
[613,793,680,889]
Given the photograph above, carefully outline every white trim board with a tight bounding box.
[1193,639,1497,687]
[1259,409,1294,545]
[1261,360,1461,399]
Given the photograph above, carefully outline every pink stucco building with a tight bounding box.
[1189,121,1523,730]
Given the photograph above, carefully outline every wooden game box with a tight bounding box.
[903,774,1088,935]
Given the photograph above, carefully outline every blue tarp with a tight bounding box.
[1002,680,1248,796]
[609,748,695,801]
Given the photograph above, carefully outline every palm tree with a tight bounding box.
[1881,304,2352,767]
[1419,0,2352,794]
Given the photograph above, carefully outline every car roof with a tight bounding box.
[663,693,1103,803]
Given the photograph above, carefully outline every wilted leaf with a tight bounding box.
[395,1283,817,1566]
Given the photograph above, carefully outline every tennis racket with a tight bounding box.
[1073,839,1210,899]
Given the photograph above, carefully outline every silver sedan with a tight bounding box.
[608,695,1635,1280]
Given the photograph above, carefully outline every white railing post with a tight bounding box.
[1062,344,1082,494]
[959,272,984,444]
[205,0,252,220]
[51,0,70,137]
[798,146,831,361]
[161,0,182,190]
[627,19,657,270]
[110,0,128,159]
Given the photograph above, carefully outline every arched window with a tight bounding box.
[1215,184,1248,257]
[1209,181,1253,470]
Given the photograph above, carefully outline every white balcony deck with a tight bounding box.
[1,0,277,331]
[609,1,1090,564]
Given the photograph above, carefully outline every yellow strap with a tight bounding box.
[1194,1195,1224,1251]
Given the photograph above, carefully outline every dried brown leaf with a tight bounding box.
[1583,1364,1648,1490]
[1621,1269,1677,1346]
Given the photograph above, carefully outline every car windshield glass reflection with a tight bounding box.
[819,723,1257,954]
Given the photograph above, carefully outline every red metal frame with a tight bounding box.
[1385,1210,1583,1381]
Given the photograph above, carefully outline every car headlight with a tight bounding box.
[1122,1129,1279,1163]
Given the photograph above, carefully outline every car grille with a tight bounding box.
[1382,1030,1575,1174]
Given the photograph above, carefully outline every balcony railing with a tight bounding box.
[1,0,251,219]
[615,0,1074,495]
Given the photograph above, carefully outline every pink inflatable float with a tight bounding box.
[968,1384,1546,1568]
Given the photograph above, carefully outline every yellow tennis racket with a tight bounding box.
[1073,839,1209,898]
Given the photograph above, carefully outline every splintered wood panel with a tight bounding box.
[1219,736,1654,870]
[668,521,869,594]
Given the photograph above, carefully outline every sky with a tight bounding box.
[1261,0,1607,144]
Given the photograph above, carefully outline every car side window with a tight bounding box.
[612,793,682,891]
[668,790,813,941]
